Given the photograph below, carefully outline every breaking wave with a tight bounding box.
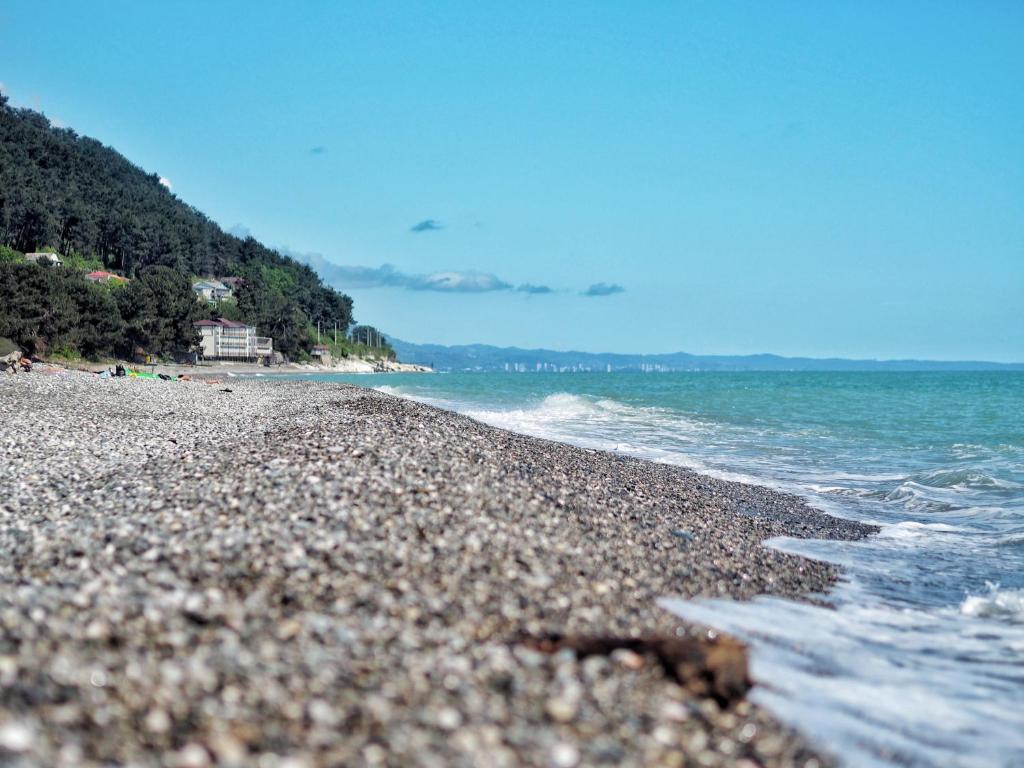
[961,583,1024,624]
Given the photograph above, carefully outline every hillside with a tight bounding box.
[0,94,353,358]
[390,338,1024,372]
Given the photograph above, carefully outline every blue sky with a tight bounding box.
[2,1,1022,360]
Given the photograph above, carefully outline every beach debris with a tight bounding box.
[670,528,695,542]
[219,387,233,393]
[522,633,750,706]
[0,338,22,374]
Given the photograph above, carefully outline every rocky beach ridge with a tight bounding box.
[0,370,874,767]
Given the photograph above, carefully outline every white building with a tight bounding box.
[193,319,273,361]
[25,252,63,267]
[192,279,232,303]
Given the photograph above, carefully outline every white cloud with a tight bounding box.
[411,270,510,293]
[283,250,553,295]
[159,177,172,190]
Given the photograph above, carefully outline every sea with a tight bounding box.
[289,370,1024,768]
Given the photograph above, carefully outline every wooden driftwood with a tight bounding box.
[522,632,751,706]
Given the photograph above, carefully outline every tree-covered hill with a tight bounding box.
[0,93,353,358]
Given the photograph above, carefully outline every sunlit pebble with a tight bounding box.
[0,721,34,752]
[545,696,578,723]
[144,709,171,734]
[436,707,462,730]
[660,701,690,722]
[739,723,758,742]
[653,725,676,746]
[90,670,107,687]
[551,743,580,768]
[611,648,644,670]
[362,744,387,765]
[173,742,210,768]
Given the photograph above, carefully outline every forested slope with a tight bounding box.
[0,93,353,358]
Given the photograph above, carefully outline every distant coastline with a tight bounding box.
[390,337,1024,373]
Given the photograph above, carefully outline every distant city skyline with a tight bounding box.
[2,1,1021,361]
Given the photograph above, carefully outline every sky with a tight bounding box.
[2,1,1022,361]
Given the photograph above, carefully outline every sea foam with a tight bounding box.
[961,583,1024,623]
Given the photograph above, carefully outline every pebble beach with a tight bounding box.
[0,371,874,767]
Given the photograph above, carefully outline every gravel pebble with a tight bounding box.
[0,370,875,766]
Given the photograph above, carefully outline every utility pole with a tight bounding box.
[317,322,321,344]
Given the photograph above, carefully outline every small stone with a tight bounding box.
[173,742,210,768]
[551,743,580,768]
[660,701,690,722]
[363,744,387,764]
[436,707,462,730]
[757,734,786,757]
[611,649,644,670]
[208,733,247,765]
[545,696,578,723]
[0,721,34,753]
[144,708,171,734]
[653,725,676,746]
[277,619,302,640]
[84,619,109,640]
[686,731,708,753]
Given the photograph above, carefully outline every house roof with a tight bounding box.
[86,270,128,282]
[193,318,252,329]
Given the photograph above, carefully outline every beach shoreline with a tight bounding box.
[0,371,874,767]
[52,357,433,379]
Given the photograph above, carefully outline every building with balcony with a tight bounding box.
[193,319,273,362]
[192,279,233,303]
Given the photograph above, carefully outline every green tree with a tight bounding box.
[0,244,24,263]
[0,98,355,358]
[116,266,200,356]
[0,262,124,359]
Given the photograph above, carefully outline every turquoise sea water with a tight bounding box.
[284,371,1024,767]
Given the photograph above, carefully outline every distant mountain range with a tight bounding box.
[390,339,1024,372]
